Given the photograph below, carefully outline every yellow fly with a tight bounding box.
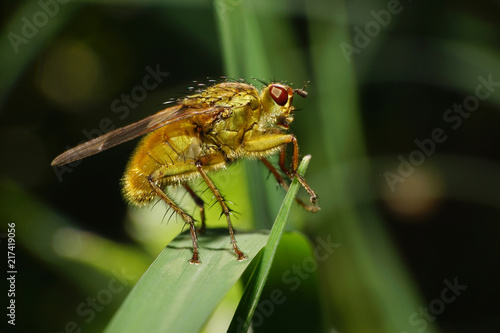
[52,80,319,264]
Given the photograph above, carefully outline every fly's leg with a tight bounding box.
[183,183,206,233]
[195,161,247,261]
[261,158,319,212]
[279,136,318,205]
[148,176,201,264]
[244,133,318,207]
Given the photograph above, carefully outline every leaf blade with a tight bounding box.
[228,155,312,332]
[104,229,269,333]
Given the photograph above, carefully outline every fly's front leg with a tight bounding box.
[261,158,319,212]
[244,133,319,207]
[195,161,247,261]
[278,136,318,205]
[148,176,201,264]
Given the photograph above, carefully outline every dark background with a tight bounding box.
[1,0,499,332]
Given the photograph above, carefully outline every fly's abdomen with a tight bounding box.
[121,130,164,206]
[121,126,204,206]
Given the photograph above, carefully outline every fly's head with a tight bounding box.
[260,83,308,129]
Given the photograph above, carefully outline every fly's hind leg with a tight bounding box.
[148,176,201,264]
[195,161,247,261]
[183,183,206,233]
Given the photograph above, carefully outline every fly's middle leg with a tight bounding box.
[195,161,247,261]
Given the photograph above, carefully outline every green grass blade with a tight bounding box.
[305,1,434,331]
[228,155,312,332]
[104,229,268,333]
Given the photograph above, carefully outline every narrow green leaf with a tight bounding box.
[228,155,312,332]
[104,229,268,333]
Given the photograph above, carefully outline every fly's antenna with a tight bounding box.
[293,81,310,98]
[294,89,308,98]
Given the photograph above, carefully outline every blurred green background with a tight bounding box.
[1,0,499,332]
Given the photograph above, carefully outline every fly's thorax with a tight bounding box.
[181,82,260,109]
[196,83,263,146]
[200,103,259,157]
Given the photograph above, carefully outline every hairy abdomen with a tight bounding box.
[121,125,224,206]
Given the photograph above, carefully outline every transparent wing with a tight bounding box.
[51,104,225,166]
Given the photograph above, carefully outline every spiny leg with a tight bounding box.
[195,161,247,261]
[183,183,206,233]
[148,176,201,264]
[242,132,319,208]
[279,136,318,205]
[261,157,319,212]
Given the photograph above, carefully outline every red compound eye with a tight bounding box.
[269,85,288,106]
